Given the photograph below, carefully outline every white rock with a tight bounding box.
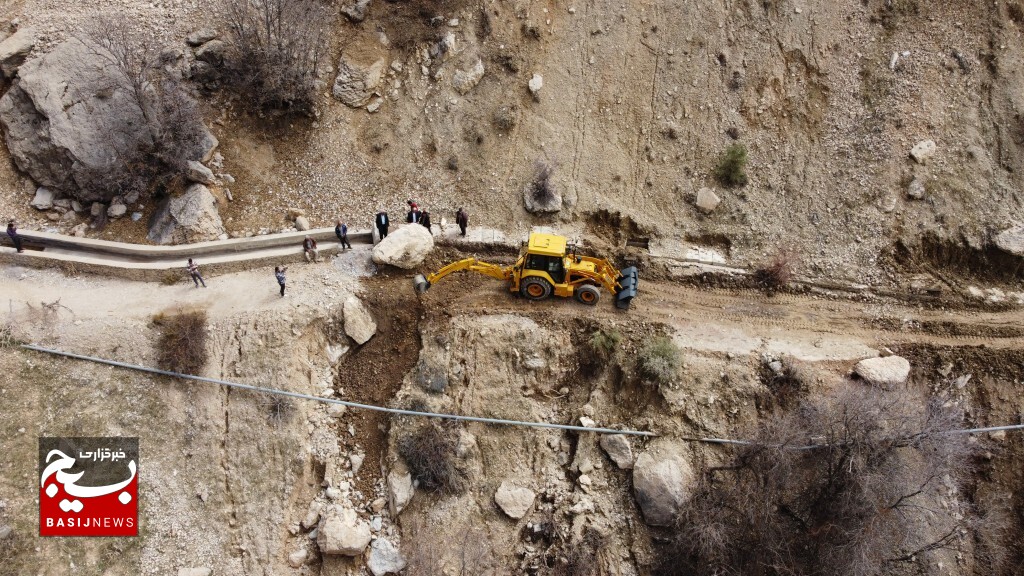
[350,453,365,475]
[70,223,87,237]
[494,481,535,519]
[387,470,414,515]
[528,74,543,100]
[910,140,936,164]
[695,187,721,213]
[854,355,911,388]
[287,549,308,568]
[343,295,377,345]
[317,506,371,556]
[367,538,407,576]
[600,434,634,469]
[107,203,127,218]
[906,177,926,199]
[994,224,1024,257]
[147,184,225,244]
[177,569,212,576]
[632,442,694,527]
[30,187,54,210]
[371,224,435,269]
[294,215,310,231]
[0,27,35,78]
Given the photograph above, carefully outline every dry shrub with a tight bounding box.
[153,309,209,374]
[753,247,797,292]
[397,421,467,494]
[222,0,329,114]
[662,385,978,576]
[637,336,681,386]
[260,394,294,425]
[589,328,622,362]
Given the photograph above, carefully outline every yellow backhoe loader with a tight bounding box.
[413,232,639,309]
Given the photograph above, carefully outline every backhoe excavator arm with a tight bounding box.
[414,258,513,293]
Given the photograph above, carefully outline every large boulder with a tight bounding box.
[0,27,35,78]
[632,442,694,527]
[185,160,216,185]
[371,225,434,269]
[494,481,535,520]
[854,355,911,388]
[317,506,371,556]
[994,224,1024,257]
[332,49,386,108]
[0,39,214,202]
[147,184,225,244]
[343,295,377,345]
[367,538,407,576]
[30,187,54,210]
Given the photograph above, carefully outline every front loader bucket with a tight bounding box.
[413,274,431,294]
[615,266,639,310]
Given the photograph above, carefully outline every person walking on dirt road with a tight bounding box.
[275,266,288,297]
[375,210,390,240]
[303,235,319,263]
[335,220,352,250]
[7,219,24,253]
[455,208,468,237]
[186,258,206,288]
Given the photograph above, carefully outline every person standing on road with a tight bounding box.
[303,235,319,263]
[375,210,389,240]
[7,219,24,253]
[455,208,468,237]
[420,209,432,231]
[335,220,352,250]
[275,266,288,297]
[186,258,206,288]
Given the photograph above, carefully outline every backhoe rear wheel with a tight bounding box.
[574,284,601,305]
[520,277,553,300]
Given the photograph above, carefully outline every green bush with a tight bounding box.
[714,144,748,187]
[637,336,681,386]
[589,329,622,359]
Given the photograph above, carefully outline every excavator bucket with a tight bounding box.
[615,266,639,309]
[413,274,432,294]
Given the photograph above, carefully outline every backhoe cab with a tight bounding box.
[413,232,639,309]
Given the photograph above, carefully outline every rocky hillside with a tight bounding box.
[1,0,1022,284]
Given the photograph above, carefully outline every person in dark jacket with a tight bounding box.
[375,211,389,239]
[455,208,468,237]
[7,220,24,252]
[303,235,319,262]
[420,210,431,231]
[334,220,352,250]
[406,207,421,223]
[275,266,288,297]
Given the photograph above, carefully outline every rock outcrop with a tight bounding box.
[632,442,694,527]
[995,224,1024,257]
[332,50,385,108]
[371,225,434,269]
[0,39,214,202]
[147,184,225,245]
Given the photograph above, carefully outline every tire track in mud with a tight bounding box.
[422,280,1024,350]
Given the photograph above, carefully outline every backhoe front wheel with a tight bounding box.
[574,284,601,305]
[520,277,553,301]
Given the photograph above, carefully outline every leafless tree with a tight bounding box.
[662,385,978,576]
[221,0,330,114]
[76,15,205,200]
